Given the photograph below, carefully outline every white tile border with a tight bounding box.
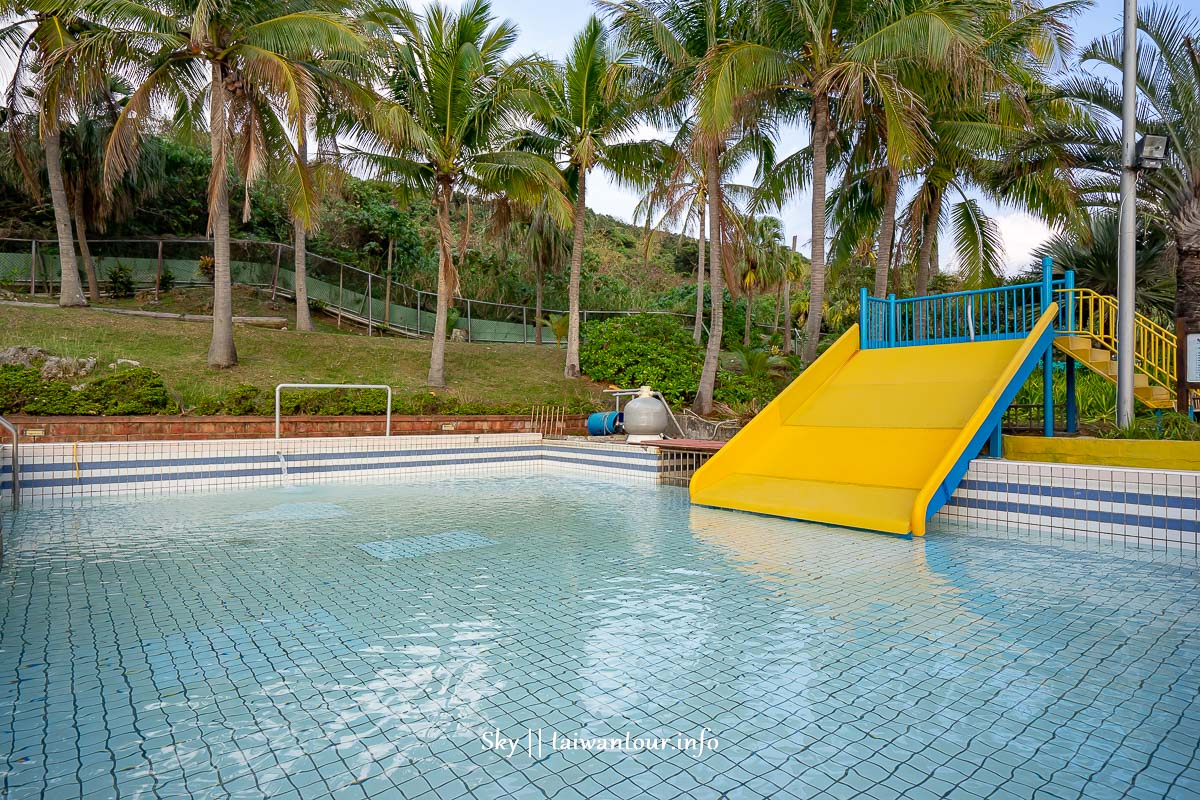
[934,458,1200,552]
[4,437,1196,552]
[0,434,661,505]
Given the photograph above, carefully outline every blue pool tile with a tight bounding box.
[2,476,1199,800]
[355,530,498,559]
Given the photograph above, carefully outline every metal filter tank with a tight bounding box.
[621,386,669,436]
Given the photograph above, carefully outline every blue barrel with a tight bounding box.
[586,411,622,436]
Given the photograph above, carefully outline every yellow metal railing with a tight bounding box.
[1055,287,1177,395]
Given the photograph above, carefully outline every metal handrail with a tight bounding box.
[1055,287,1177,392]
[0,415,16,510]
[0,235,787,343]
[274,384,393,440]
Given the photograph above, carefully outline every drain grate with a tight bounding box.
[355,531,498,560]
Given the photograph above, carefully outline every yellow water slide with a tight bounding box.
[690,305,1059,536]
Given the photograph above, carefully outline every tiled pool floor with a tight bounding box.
[1,475,1198,799]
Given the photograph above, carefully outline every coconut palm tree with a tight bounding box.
[702,0,981,362]
[87,0,363,367]
[525,196,571,345]
[58,74,168,302]
[1033,211,1176,321]
[355,0,566,386]
[896,0,1085,295]
[2,0,92,306]
[287,37,380,332]
[1060,4,1199,411]
[604,0,751,414]
[617,119,766,345]
[739,214,787,345]
[524,16,647,378]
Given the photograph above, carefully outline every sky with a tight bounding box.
[0,0,1135,275]
[480,0,1123,278]
[489,0,1130,276]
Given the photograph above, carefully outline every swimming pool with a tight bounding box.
[2,475,1198,799]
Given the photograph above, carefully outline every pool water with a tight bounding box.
[2,476,1198,799]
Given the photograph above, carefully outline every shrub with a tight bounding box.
[219,384,268,415]
[107,263,136,298]
[579,314,703,406]
[158,266,176,292]
[0,365,175,415]
[197,255,215,281]
[713,371,778,408]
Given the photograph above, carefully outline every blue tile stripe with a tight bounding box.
[959,478,1200,512]
[947,494,1198,534]
[0,445,657,493]
[9,443,656,475]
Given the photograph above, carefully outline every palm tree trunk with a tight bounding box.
[429,178,455,387]
[916,187,941,297]
[1176,200,1200,413]
[743,286,753,346]
[294,109,313,332]
[773,285,782,332]
[694,142,724,415]
[802,93,830,363]
[564,167,587,378]
[207,62,237,368]
[73,190,100,302]
[534,260,544,345]
[694,206,706,344]
[783,273,792,355]
[874,164,899,298]
[43,129,86,307]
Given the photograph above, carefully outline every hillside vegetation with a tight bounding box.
[0,304,607,415]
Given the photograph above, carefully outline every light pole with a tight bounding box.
[1116,0,1138,428]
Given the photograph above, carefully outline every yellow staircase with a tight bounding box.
[1054,287,1194,411]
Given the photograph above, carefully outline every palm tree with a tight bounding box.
[526,16,646,378]
[1060,4,1199,411]
[356,0,566,386]
[60,74,167,302]
[899,0,1085,295]
[288,37,379,332]
[618,119,765,346]
[2,0,91,306]
[704,0,980,362]
[605,0,749,414]
[739,214,787,345]
[525,196,570,345]
[1033,211,1176,321]
[90,0,362,367]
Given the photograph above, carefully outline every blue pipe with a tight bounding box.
[1042,256,1055,438]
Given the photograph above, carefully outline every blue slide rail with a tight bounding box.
[859,259,1073,350]
[858,257,1073,442]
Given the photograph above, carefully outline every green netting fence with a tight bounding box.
[0,237,790,344]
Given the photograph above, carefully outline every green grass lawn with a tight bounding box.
[1,300,607,413]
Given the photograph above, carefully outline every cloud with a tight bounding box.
[994,212,1057,276]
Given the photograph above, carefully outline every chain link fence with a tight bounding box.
[1,236,749,345]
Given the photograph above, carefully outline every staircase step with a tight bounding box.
[1096,362,1148,386]
[1063,336,1092,351]
[1135,385,1172,401]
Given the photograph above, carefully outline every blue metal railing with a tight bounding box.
[860,262,1068,350]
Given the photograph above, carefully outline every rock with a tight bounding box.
[450,328,468,342]
[114,358,141,367]
[0,345,50,367]
[40,356,97,381]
